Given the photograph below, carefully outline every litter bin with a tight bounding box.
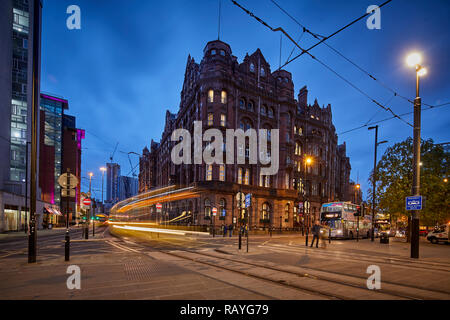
[380,232,389,244]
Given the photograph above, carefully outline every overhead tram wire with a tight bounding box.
[230,0,412,127]
[270,0,416,107]
[338,102,450,135]
[272,0,393,70]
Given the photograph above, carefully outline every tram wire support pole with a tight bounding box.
[28,0,41,264]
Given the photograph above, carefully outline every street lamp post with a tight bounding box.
[368,125,388,241]
[100,167,106,211]
[406,52,427,259]
[304,156,312,246]
[355,184,360,242]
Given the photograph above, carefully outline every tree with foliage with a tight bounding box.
[367,137,449,227]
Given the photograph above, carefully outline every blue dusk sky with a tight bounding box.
[39,0,450,200]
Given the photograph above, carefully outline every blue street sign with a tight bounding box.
[406,196,422,210]
[245,194,251,208]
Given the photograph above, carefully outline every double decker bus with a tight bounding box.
[320,202,372,239]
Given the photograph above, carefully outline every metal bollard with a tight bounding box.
[65,230,70,261]
[238,232,242,250]
[329,228,331,244]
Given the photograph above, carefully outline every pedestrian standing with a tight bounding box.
[310,221,320,248]
[223,224,227,237]
[228,223,233,237]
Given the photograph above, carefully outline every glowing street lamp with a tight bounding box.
[405,51,428,259]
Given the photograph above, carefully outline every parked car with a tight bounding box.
[426,224,449,244]
[419,229,429,237]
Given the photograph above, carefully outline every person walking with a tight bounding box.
[310,221,320,248]
[223,224,227,237]
[228,223,233,237]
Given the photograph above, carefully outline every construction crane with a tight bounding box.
[110,142,119,163]
[119,151,140,177]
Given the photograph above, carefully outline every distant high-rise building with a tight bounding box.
[106,163,120,203]
[0,0,44,232]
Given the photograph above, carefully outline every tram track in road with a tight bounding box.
[107,234,450,300]
[262,243,450,273]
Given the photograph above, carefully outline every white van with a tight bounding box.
[426,224,449,244]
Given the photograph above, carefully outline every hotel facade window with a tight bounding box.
[220,114,226,127]
[206,165,213,181]
[204,199,211,218]
[261,203,270,221]
[207,113,214,126]
[238,168,243,184]
[219,165,225,181]
[208,89,214,103]
[268,107,274,118]
[239,99,245,109]
[219,198,226,219]
[244,168,250,185]
[221,91,227,104]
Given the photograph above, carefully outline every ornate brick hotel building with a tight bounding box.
[138,40,352,230]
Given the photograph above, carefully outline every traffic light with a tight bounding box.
[354,205,362,216]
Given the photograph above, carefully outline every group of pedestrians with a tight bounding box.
[221,224,233,237]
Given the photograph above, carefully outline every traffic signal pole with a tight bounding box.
[65,169,71,261]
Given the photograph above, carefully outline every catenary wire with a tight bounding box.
[230,0,412,127]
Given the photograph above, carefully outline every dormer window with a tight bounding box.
[211,49,216,55]
[250,63,255,73]
[220,50,225,56]
[260,68,265,77]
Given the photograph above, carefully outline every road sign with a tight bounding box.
[58,173,78,189]
[212,207,217,216]
[245,194,251,208]
[406,196,422,210]
[82,198,91,206]
[156,203,162,209]
[61,189,76,197]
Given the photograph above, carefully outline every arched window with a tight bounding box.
[208,90,214,103]
[204,198,211,218]
[261,105,267,116]
[284,204,290,221]
[211,49,216,55]
[221,90,227,104]
[247,101,254,111]
[220,198,226,218]
[220,50,225,56]
[250,63,255,73]
[239,98,245,109]
[239,118,252,131]
[261,203,270,221]
[268,107,274,118]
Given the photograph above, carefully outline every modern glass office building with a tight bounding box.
[39,93,68,206]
